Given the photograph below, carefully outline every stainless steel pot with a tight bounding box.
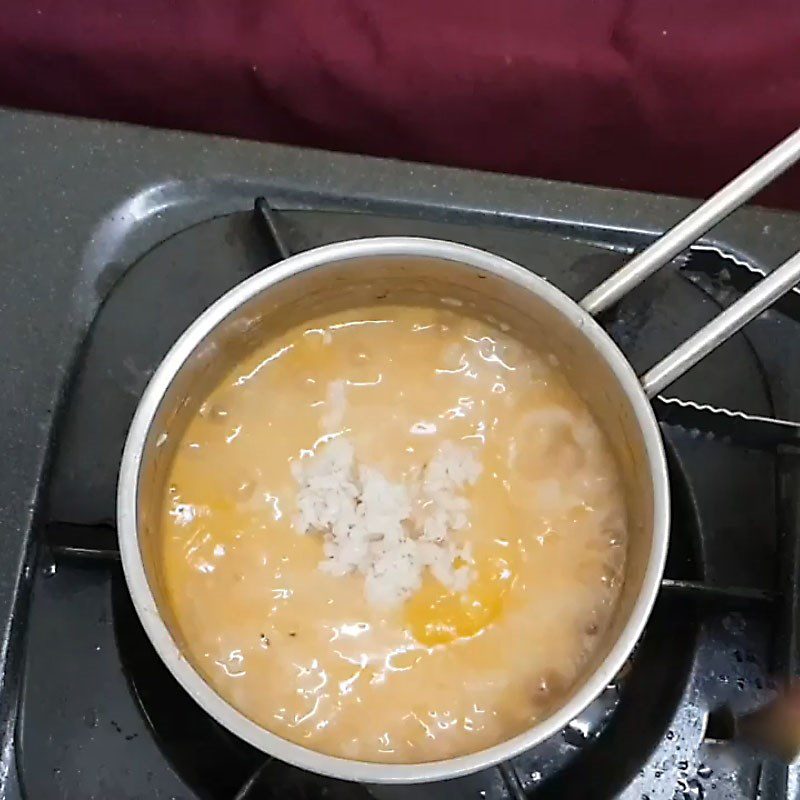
[117,234,800,783]
[118,129,800,784]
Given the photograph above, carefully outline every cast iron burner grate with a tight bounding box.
[22,197,800,800]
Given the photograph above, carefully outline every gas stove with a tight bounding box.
[2,109,800,800]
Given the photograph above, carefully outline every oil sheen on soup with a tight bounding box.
[159,305,628,763]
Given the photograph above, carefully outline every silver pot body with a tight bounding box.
[117,237,669,783]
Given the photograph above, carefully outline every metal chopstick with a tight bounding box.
[580,126,800,316]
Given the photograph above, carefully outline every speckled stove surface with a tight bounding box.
[2,109,800,799]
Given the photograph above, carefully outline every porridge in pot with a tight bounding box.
[158,304,627,762]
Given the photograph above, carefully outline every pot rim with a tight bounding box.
[117,236,670,784]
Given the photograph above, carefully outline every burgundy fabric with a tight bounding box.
[2,1,800,208]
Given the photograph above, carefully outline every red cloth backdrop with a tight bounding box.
[1,1,800,208]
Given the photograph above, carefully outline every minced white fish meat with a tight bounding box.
[320,379,347,432]
[292,436,482,607]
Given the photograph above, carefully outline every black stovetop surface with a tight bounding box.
[2,109,800,799]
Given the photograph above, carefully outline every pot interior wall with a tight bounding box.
[135,252,657,740]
